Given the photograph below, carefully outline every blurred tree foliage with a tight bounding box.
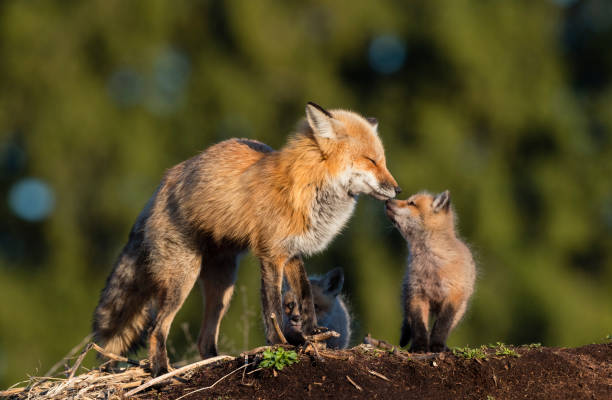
[1,0,611,387]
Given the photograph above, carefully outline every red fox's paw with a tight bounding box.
[150,359,173,377]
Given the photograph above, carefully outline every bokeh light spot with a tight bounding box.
[8,178,55,222]
[147,48,191,115]
[369,35,406,75]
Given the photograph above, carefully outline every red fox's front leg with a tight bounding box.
[284,257,318,336]
[259,256,286,345]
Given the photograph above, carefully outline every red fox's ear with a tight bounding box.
[366,117,379,133]
[432,190,451,213]
[306,102,337,140]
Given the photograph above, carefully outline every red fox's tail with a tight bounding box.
[92,238,153,357]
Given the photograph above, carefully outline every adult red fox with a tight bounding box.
[93,102,400,375]
[385,191,475,352]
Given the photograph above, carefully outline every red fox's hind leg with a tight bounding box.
[197,244,241,359]
[148,253,201,377]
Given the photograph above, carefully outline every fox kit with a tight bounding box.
[283,268,351,349]
[93,102,399,375]
[385,191,475,353]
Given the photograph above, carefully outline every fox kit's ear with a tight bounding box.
[323,267,344,297]
[432,190,451,213]
[366,117,379,133]
[306,102,337,140]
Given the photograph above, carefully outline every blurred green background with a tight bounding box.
[1,0,611,388]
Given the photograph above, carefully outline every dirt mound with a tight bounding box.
[158,343,611,400]
[4,342,610,399]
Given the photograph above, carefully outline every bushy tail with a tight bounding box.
[92,244,153,356]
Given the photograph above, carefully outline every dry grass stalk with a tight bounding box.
[124,355,234,397]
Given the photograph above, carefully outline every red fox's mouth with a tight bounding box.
[368,184,394,201]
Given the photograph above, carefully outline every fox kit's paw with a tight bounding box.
[429,343,450,353]
[310,326,329,335]
[409,342,428,353]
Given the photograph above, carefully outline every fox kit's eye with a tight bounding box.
[287,302,295,310]
[365,157,377,166]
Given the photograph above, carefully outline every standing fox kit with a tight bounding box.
[385,191,475,353]
[282,268,351,349]
[93,102,399,375]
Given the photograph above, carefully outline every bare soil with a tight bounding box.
[151,342,611,400]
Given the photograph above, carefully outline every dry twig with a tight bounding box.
[270,313,288,344]
[346,375,363,391]
[368,369,390,381]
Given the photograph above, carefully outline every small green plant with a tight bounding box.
[452,345,487,359]
[487,395,496,400]
[490,342,520,357]
[527,342,542,350]
[259,347,299,371]
[605,334,612,341]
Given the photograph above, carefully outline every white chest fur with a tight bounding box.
[284,180,356,257]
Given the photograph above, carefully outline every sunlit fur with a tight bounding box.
[93,104,398,376]
[386,191,476,353]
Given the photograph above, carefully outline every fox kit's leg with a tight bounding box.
[430,295,468,352]
[259,255,286,345]
[406,296,430,353]
[399,318,411,348]
[429,305,455,353]
[197,243,241,359]
[148,249,201,376]
[283,256,318,336]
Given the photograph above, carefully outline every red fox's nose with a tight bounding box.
[395,186,402,195]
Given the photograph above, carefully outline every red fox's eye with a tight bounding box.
[288,302,295,310]
[365,157,377,166]
[408,201,416,207]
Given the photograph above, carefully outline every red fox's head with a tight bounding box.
[385,190,454,239]
[305,102,401,200]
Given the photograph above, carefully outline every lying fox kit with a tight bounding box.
[385,191,475,353]
[282,268,351,349]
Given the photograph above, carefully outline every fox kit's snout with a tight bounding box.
[387,191,476,353]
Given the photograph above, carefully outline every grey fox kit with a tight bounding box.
[385,190,475,352]
[282,268,351,349]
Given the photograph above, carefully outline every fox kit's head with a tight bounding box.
[305,102,401,200]
[282,290,304,344]
[309,267,345,326]
[385,190,454,240]
[282,268,345,340]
